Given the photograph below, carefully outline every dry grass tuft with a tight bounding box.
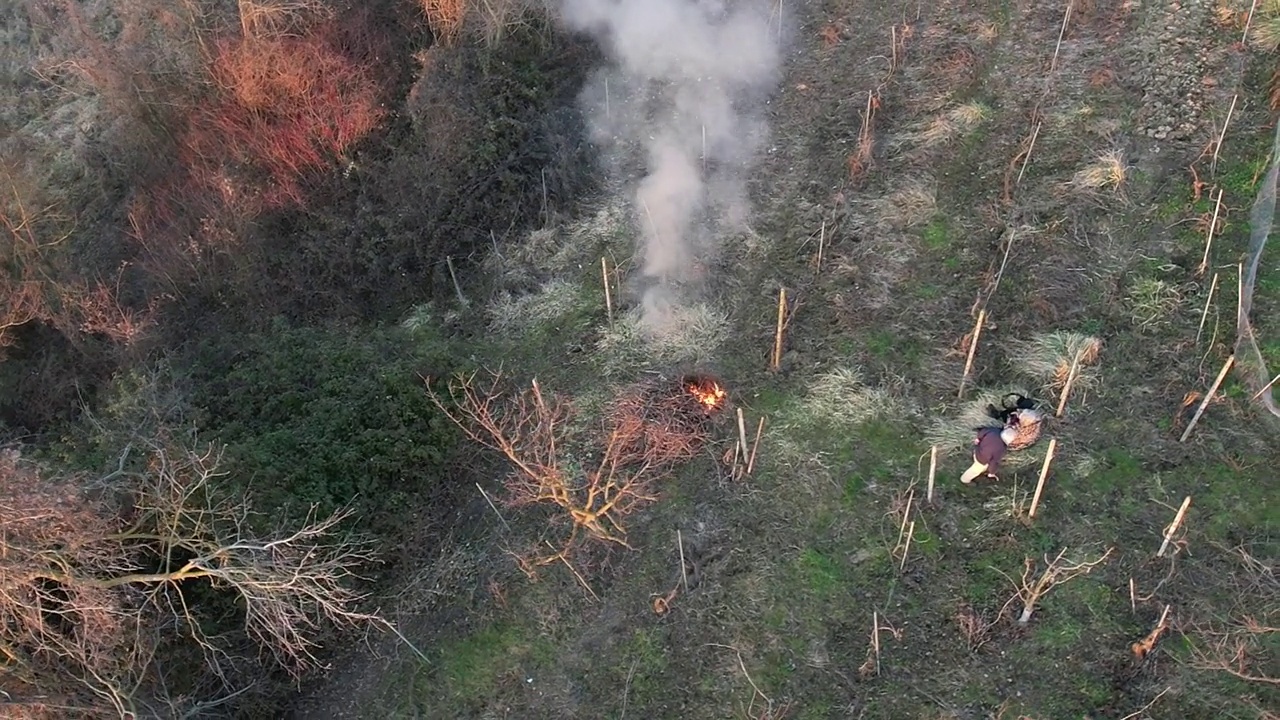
[1009,331,1104,396]
[777,366,901,432]
[489,279,589,335]
[1127,277,1185,331]
[420,0,467,45]
[485,201,631,287]
[596,304,730,378]
[771,367,907,467]
[1248,0,1280,51]
[924,387,1047,472]
[1071,150,1128,192]
[878,180,937,228]
[917,101,991,148]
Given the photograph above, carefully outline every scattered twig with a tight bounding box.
[869,611,882,676]
[1131,605,1172,660]
[1157,496,1192,558]
[1055,353,1082,417]
[1028,438,1058,519]
[1119,686,1172,720]
[1242,0,1260,46]
[1178,355,1235,442]
[549,541,599,601]
[899,520,915,572]
[815,219,825,273]
[619,657,639,720]
[736,408,750,462]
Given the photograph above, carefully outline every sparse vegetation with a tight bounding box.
[2,0,1277,718]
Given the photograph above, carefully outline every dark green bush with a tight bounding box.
[190,319,455,538]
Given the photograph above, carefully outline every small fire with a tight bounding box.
[686,377,728,412]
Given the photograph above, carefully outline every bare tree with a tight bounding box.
[429,371,683,565]
[0,437,389,718]
[1002,546,1114,624]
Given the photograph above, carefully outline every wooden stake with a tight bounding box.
[815,219,826,273]
[1017,122,1042,186]
[771,287,788,371]
[1157,496,1192,557]
[701,124,707,173]
[746,418,765,475]
[602,257,613,326]
[958,309,987,398]
[926,445,938,504]
[1237,262,1245,329]
[476,482,511,530]
[1196,272,1219,347]
[1197,189,1224,276]
[1050,0,1074,73]
[1211,95,1238,176]
[1028,438,1058,519]
[1251,371,1280,401]
[870,611,881,675]
[1178,355,1235,442]
[1129,577,1137,613]
[1056,353,1082,417]
[1243,0,1260,46]
[736,408,750,460]
[446,256,468,307]
[895,489,915,551]
[899,520,915,571]
[677,529,688,593]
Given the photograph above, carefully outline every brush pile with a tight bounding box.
[605,373,729,469]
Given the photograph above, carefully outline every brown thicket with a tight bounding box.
[1,190,152,356]
[0,440,384,717]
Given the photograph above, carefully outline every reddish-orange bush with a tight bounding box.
[183,30,385,208]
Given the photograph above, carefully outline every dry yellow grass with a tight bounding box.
[1071,150,1128,192]
[879,180,937,228]
[420,0,467,45]
[1248,0,1280,51]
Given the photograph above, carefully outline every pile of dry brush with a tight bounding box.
[429,370,726,567]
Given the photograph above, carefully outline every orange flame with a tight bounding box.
[687,379,727,411]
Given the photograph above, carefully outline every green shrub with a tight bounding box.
[190,319,455,538]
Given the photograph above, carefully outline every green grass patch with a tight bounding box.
[432,624,526,702]
[922,216,951,252]
[799,547,845,599]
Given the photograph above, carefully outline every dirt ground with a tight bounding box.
[289,1,1278,718]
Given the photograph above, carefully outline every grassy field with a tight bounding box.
[288,1,1279,719]
[2,0,1275,717]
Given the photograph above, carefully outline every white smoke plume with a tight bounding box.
[557,0,783,335]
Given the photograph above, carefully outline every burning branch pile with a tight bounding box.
[430,371,727,564]
[606,374,727,466]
